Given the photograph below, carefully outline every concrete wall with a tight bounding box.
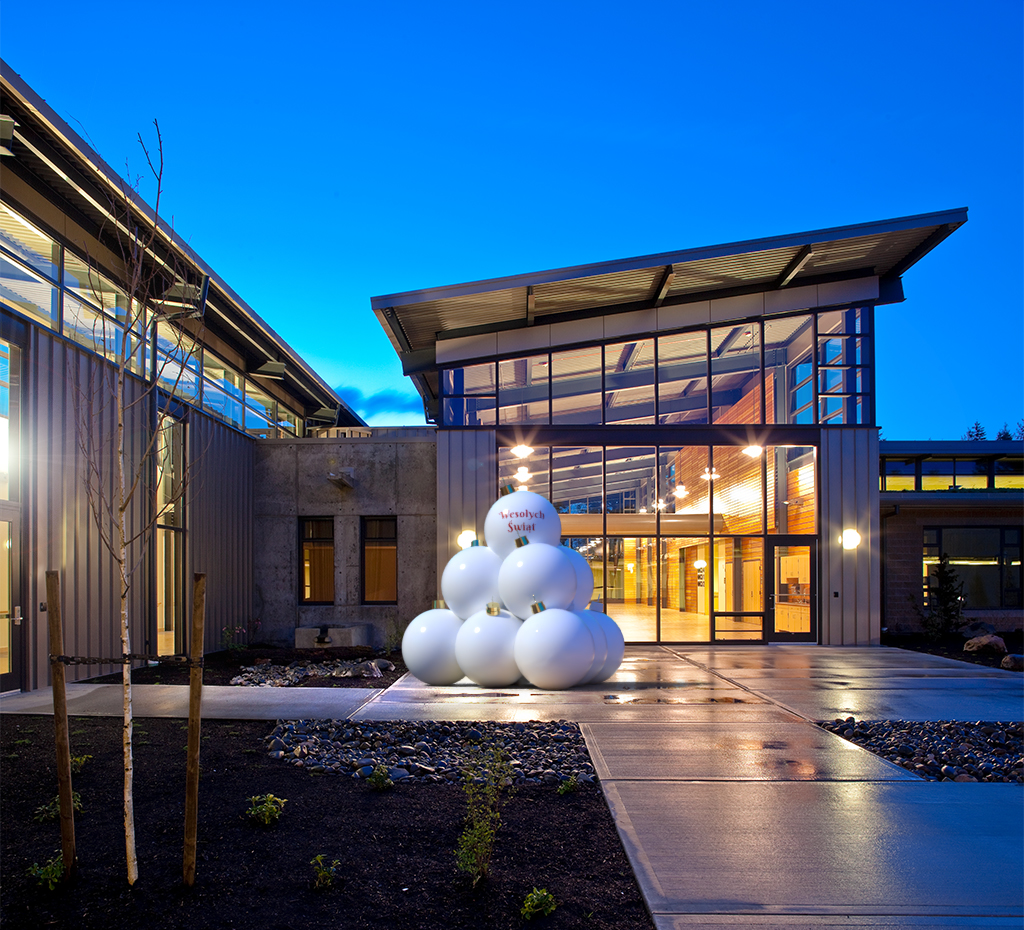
[882,501,1024,633]
[253,432,437,648]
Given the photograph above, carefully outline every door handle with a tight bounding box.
[13,605,21,626]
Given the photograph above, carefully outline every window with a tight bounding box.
[924,527,1022,609]
[300,518,335,604]
[362,517,397,604]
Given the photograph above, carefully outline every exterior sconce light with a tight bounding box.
[511,444,533,459]
[742,445,763,458]
[700,467,721,481]
[838,529,861,550]
[457,530,477,549]
[656,499,666,510]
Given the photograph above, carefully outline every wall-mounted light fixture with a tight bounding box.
[457,530,477,549]
[700,467,721,482]
[742,445,763,458]
[838,528,862,550]
[511,444,533,459]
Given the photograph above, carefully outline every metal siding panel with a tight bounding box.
[436,431,451,592]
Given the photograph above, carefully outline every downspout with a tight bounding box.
[879,505,900,634]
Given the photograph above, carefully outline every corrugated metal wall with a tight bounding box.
[819,427,880,644]
[436,430,496,585]
[186,415,253,654]
[25,330,151,687]
[24,328,254,687]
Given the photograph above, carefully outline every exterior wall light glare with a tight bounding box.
[510,444,533,459]
[742,445,763,458]
[839,529,861,550]
[693,559,708,569]
[457,530,477,549]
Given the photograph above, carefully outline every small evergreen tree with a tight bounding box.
[961,421,987,441]
[996,422,1012,441]
[911,553,966,641]
[1015,419,1024,442]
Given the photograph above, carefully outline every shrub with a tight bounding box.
[246,793,287,826]
[366,764,394,792]
[33,791,83,823]
[557,775,579,795]
[27,853,64,891]
[70,754,92,775]
[912,553,967,641]
[454,746,514,886]
[310,854,340,891]
[521,886,558,919]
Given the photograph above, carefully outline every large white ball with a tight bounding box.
[483,489,561,559]
[514,607,594,690]
[589,609,625,683]
[441,545,503,620]
[562,546,595,611]
[498,542,577,620]
[575,609,609,685]
[454,607,523,688]
[401,608,465,685]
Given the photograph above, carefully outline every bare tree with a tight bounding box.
[69,121,204,885]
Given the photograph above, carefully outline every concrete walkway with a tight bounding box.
[3,645,1022,927]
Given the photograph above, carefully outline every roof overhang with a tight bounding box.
[372,209,967,421]
[0,59,364,428]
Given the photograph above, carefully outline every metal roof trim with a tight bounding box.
[370,208,968,311]
[1,58,360,424]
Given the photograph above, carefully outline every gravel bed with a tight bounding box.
[232,657,394,685]
[266,718,596,786]
[820,717,1024,782]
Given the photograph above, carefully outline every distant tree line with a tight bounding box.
[960,420,1024,441]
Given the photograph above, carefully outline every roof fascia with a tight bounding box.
[1,59,356,422]
[370,208,969,311]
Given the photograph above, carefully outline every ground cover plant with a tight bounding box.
[0,716,653,930]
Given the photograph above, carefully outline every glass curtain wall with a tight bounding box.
[0,202,302,437]
[504,439,818,643]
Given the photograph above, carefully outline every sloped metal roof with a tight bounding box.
[372,208,967,419]
[0,59,364,428]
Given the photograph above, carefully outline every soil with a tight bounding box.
[0,716,653,930]
[85,646,410,689]
[881,629,1023,670]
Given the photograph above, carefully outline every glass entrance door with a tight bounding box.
[0,516,19,691]
[767,541,816,642]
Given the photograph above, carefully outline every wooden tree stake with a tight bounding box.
[182,573,206,886]
[45,570,77,879]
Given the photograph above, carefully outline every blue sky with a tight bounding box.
[3,1,1021,437]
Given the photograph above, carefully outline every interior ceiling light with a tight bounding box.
[743,445,763,458]
[511,444,534,458]
[515,466,532,480]
[693,559,707,570]
[674,485,688,498]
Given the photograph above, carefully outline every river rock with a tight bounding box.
[964,634,1007,655]
[1001,654,1024,671]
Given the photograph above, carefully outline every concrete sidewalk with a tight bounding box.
[3,645,1022,927]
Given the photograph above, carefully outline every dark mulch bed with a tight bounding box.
[0,716,653,930]
[84,646,409,688]
[881,629,1023,670]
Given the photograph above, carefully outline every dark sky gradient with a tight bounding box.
[3,2,1021,434]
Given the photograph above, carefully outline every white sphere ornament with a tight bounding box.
[514,606,594,690]
[441,542,503,620]
[483,487,561,559]
[562,546,595,611]
[401,606,465,685]
[588,608,625,683]
[454,603,523,687]
[575,609,609,685]
[498,540,577,620]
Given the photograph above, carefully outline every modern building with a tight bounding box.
[0,61,371,692]
[372,210,989,647]
[879,440,1022,632]
[2,60,1018,695]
